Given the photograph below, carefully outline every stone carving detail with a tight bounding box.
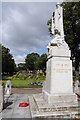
[48,2,69,49]
[51,3,64,37]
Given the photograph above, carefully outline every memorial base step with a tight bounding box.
[28,94,80,118]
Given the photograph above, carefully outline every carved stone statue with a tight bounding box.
[51,2,64,37]
[48,2,68,49]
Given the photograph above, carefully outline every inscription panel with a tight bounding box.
[55,64,70,73]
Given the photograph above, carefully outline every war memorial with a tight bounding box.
[29,3,79,118]
[0,2,80,119]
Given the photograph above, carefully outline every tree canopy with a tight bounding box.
[2,45,16,75]
[62,2,80,71]
[37,53,47,71]
[25,53,40,71]
[2,45,47,74]
[25,53,47,72]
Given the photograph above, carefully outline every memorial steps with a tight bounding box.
[29,94,80,118]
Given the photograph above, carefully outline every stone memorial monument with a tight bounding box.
[29,3,79,118]
[43,2,76,104]
[5,80,12,96]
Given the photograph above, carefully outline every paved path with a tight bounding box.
[0,94,32,119]
[0,93,80,119]
[12,88,42,94]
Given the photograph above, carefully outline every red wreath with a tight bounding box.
[19,102,29,107]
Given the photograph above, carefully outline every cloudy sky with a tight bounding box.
[2,2,57,64]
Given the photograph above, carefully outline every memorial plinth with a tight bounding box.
[43,36,77,104]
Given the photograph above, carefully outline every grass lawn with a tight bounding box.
[0,80,2,85]
[2,73,46,88]
[11,79,44,88]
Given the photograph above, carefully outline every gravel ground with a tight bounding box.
[11,88,42,94]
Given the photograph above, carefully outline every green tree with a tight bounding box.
[62,2,80,72]
[17,63,26,71]
[25,53,40,71]
[2,45,16,75]
[47,2,80,72]
[37,53,47,71]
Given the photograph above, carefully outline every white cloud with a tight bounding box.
[2,2,56,64]
[15,54,26,64]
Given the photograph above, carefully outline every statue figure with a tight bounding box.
[51,2,64,37]
[48,2,69,49]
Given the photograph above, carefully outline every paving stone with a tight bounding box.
[1,94,31,118]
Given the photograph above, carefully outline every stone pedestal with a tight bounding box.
[43,44,77,104]
[0,85,4,112]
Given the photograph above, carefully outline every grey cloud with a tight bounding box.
[2,2,56,62]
